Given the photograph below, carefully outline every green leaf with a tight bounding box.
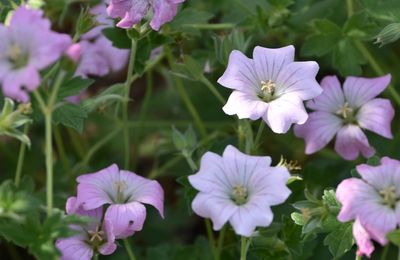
[168,8,214,35]
[53,103,88,133]
[323,222,354,258]
[102,27,131,49]
[343,11,378,39]
[332,39,366,76]
[291,212,306,226]
[57,76,94,100]
[387,229,400,247]
[176,176,197,215]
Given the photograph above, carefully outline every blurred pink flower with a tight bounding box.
[56,197,117,260]
[76,164,164,238]
[218,46,322,134]
[0,6,71,102]
[189,145,291,237]
[107,0,185,30]
[336,157,400,256]
[294,75,394,160]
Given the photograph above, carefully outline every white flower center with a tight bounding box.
[259,80,276,102]
[336,102,356,123]
[87,225,106,248]
[379,185,398,208]
[231,185,248,205]
[7,43,29,69]
[113,181,128,204]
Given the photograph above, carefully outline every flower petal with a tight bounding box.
[353,218,375,258]
[294,111,342,154]
[356,98,394,139]
[275,61,321,100]
[150,0,181,31]
[229,205,274,237]
[307,75,345,113]
[98,219,117,255]
[264,94,308,134]
[105,202,146,239]
[222,90,268,120]
[252,45,294,82]
[2,66,40,103]
[343,74,391,108]
[334,125,374,160]
[56,236,93,260]
[217,50,259,93]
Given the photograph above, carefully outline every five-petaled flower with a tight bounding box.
[76,164,164,238]
[294,75,394,160]
[56,197,117,260]
[189,145,291,237]
[336,157,400,257]
[218,45,322,134]
[0,6,71,102]
[107,0,186,30]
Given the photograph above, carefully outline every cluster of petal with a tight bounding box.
[189,145,291,237]
[107,0,185,30]
[76,164,164,238]
[56,197,117,260]
[73,4,129,78]
[336,157,400,257]
[0,6,71,102]
[218,46,322,134]
[294,75,394,160]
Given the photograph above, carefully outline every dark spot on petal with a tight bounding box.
[129,220,134,225]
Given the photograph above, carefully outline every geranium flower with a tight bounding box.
[76,164,164,238]
[294,75,394,160]
[188,145,291,237]
[107,0,186,30]
[0,6,71,102]
[218,46,322,134]
[336,157,400,257]
[56,197,117,260]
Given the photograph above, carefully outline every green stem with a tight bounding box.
[240,237,249,260]
[93,254,98,260]
[253,121,265,150]
[165,46,208,138]
[122,38,137,170]
[205,219,218,260]
[355,254,361,260]
[54,126,70,174]
[200,76,226,105]
[380,245,389,260]
[123,239,136,260]
[14,124,29,187]
[216,225,226,260]
[184,154,198,172]
[346,0,353,17]
[183,23,235,30]
[44,110,53,216]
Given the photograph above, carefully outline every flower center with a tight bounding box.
[336,102,356,123]
[379,186,398,209]
[7,43,29,69]
[113,181,128,204]
[87,226,106,248]
[258,80,276,102]
[231,185,248,205]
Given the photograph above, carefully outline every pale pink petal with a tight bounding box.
[222,91,268,120]
[105,202,146,238]
[264,94,308,134]
[334,125,374,160]
[307,75,345,113]
[56,237,93,260]
[116,0,149,29]
[107,0,133,18]
[98,219,117,255]
[252,45,294,82]
[343,74,391,108]
[65,197,103,222]
[229,205,273,237]
[356,98,394,139]
[66,43,81,62]
[353,218,375,258]
[2,66,40,103]
[294,111,342,154]
[150,0,180,31]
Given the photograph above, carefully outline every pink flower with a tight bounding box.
[336,157,400,256]
[56,197,117,260]
[76,164,164,238]
[218,46,322,134]
[294,75,394,160]
[0,6,71,102]
[189,145,291,237]
[107,0,186,30]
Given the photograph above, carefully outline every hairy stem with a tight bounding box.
[14,124,29,187]
[240,237,249,260]
[123,238,136,260]
[206,219,218,260]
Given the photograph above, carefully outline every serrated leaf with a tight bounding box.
[323,222,354,258]
[176,176,197,214]
[57,76,94,100]
[102,27,131,49]
[53,103,88,133]
[332,39,366,76]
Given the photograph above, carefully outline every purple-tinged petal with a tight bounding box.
[105,202,146,238]
[307,75,345,113]
[252,45,294,82]
[98,219,117,255]
[356,98,394,139]
[66,43,81,62]
[2,66,40,103]
[56,236,93,260]
[334,125,374,160]
[66,197,103,222]
[353,218,375,258]
[222,90,268,120]
[343,74,391,108]
[264,93,308,134]
[229,205,273,237]
[107,0,133,18]
[294,111,342,154]
[191,192,237,230]
[217,50,259,93]
[275,61,321,100]
[10,6,51,30]
[150,0,181,31]
[116,0,149,29]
